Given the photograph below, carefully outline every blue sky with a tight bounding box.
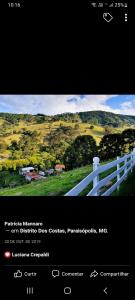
[0,95,135,115]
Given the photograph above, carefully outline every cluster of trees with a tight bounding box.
[8,130,41,157]
[44,125,76,161]
[0,121,135,172]
[78,111,135,127]
[0,113,35,124]
[99,129,135,160]
[64,129,135,170]
[0,121,14,138]
[0,113,53,125]
[64,135,97,170]
[46,110,135,127]
[52,113,81,123]
[1,110,135,127]
[0,152,58,172]
[99,134,123,160]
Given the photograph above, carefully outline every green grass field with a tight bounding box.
[0,157,134,196]
[0,159,118,196]
[0,165,92,196]
[112,167,135,196]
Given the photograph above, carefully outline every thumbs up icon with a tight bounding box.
[14,270,23,278]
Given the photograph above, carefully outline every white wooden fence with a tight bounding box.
[65,148,135,196]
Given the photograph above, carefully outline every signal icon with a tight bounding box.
[109,3,114,7]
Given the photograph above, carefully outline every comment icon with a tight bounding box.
[52,270,60,278]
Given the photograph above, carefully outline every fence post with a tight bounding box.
[124,154,127,180]
[93,157,100,196]
[117,156,120,191]
[132,148,135,167]
[131,150,133,173]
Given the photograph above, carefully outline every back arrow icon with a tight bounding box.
[103,287,108,294]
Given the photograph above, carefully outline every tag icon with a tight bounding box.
[103,13,113,22]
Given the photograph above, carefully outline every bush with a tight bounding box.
[0,171,26,188]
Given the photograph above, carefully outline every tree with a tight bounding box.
[8,140,19,151]
[91,118,98,125]
[121,129,135,152]
[99,134,124,160]
[74,124,79,130]
[24,115,33,123]
[15,132,40,157]
[64,135,97,170]
[53,140,69,162]
[46,125,74,161]
[104,125,113,135]
[10,150,23,160]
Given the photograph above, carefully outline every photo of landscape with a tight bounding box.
[0,95,135,196]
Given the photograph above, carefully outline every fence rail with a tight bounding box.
[65,148,135,196]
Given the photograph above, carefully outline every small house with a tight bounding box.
[55,164,65,172]
[25,172,43,182]
[19,167,34,175]
[39,171,45,176]
[45,169,54,176]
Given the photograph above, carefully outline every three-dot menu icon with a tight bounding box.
[125,14,128,22]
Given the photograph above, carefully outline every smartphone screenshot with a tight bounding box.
[0,93,134,298]
[0,0,134,299]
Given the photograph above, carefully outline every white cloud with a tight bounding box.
[120,101,133,109]
[112,99,135,116]
[0,95,118,115]
[1,94,135,116]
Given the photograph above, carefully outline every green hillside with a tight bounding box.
[0,165,92,196]
[1,110,135,126]
[0,110,134,155]
[0,159,116,196]
[0,110,135,196]
[78,111,135,126]
[0,118,105,149]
